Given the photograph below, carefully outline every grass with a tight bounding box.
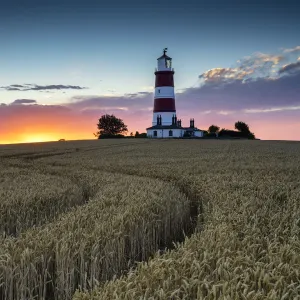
[0,139,299,299]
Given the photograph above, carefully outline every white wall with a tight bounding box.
[152,112,176,126]
[147,129,205,138]
[147,129,183,138]
[154,86,175,98]
[194,131,204,137]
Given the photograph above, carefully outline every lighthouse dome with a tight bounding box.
[157,48,172,71]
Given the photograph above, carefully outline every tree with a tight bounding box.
[95,114,128,139]
[208,125,220,133]
[135,131,147,138]
[234,121,256,139]
[234,121,250,133]
[136,132,147,138]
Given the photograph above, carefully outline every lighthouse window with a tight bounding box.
[166,59,171,68]
[158,89,160,93]
[169,130,173,137]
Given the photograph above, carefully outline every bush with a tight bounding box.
[99,134,125,139]
[135,133,147,138]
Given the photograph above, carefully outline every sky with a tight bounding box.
[0,0,300,143]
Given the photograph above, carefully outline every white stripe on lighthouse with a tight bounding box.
[152,112,176,126]
[154,86,175,99]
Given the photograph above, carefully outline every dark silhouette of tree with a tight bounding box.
[218,129,245,138]
[248,132,256,139]
[135,131,147,138]
[95,114,128,139]
[208,125,220,133]
[137,133,147,138]
[234,121,256,139]
[234,121,250,133]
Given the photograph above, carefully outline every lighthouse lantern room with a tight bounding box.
[146,48,204,139]
[157,48,172,70]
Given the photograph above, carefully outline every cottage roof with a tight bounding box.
[146,124,182,130]
[182,127,203,132]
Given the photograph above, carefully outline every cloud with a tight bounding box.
[283,46,300,53]
[11,99,37,105]
[278,61,300,75]
[181,48,299,115]
[68,92,153,111]
[243,106,300,113]
[199,67,253,84]
[198,52,285,88]
[1,84,87,91]
[28,85,87,91]
[10,84,24,88]
[5,87,22,91]
[238,52,284,72]
[178,72,300,113]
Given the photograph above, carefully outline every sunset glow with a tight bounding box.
[18,134,58,144]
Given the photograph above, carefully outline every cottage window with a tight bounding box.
[169,130,173,137]
[153,131,157,137]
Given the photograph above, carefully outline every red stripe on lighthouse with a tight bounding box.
[153,98,176,112]
[155,71,175,87]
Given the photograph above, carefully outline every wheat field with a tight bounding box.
[0,139,299,300]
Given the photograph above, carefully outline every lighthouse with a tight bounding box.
[152,48,176,126]
[146,49,204,138]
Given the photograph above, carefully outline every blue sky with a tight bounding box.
[1,0,299,96]
[0,0,300,142]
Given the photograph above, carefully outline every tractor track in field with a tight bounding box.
[0,143,204,300]
[4,150,204,238]
[2,143,204,243]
